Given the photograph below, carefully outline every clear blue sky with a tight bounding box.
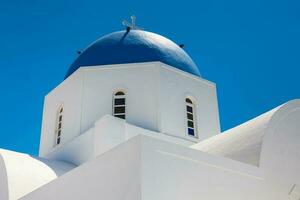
[0,0,299,155]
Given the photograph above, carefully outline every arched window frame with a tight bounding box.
[113,90,126,119]
[54,105,64,146]
[185,97,198,138]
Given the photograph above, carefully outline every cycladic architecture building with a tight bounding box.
[1,18,300,200]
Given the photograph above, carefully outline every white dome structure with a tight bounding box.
[0,149,75,200]
[0,25,299,200]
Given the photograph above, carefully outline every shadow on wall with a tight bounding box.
[34,156,76,176]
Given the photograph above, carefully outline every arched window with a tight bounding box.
[55,106,63,146]
[113,91,126,119]
[186,98,197,137]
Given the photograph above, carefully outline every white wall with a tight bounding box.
[23,134,275,200]
[39,71,84,157]
[140,135,272,200]
[22,136,142,200]
[80,63,159,133]
[45,115,196,166]
[40,62,220,157]
[159,63,220,141]
[45,127,95,165]
[260,99,300,199]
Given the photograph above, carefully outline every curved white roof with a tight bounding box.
[192,100,300,168]
[191,106,280,166]
[0,149,76,200]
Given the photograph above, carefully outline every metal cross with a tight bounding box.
[122,15,142,30]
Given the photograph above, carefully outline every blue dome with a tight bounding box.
[66,30,200,78]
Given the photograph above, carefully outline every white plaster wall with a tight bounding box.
[140,135,273,200]
[80,63,159,133]
[159,63,220,141]
[93,115,196,158]
[45,115,195,166]
[39,71,84,157]
[127,122,195,147]
[260,99,300,200]
[94,115,137,156]
[40,62,220,158]
[44,115,138,165]
[23,135,277,200]
[40,62,159,158]
[21,136,142,200]
[45,127,94,165]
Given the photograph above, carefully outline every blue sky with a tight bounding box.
[0,0,299,155]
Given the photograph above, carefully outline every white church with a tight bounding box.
[0,17,300,200]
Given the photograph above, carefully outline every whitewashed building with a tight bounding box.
[0,22,300,200]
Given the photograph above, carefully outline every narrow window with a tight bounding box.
[186,98,197,137]
[55,106,63,146]
[113,91,126,119]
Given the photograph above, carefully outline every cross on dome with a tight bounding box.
[122,15,142,30]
